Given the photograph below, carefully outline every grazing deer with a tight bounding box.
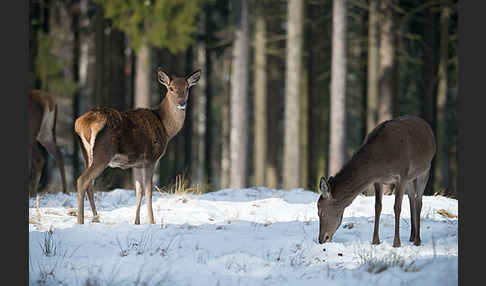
[28,90,68,205]
[74,67,201,224]
[317,115,436,247]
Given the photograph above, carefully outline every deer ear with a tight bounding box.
[157,67,171,87]
[319,176,332,199]
[186,69,201,87]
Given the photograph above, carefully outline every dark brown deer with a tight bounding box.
[317,115,436,247]
[74,67,201,224]
[28,90,68,205]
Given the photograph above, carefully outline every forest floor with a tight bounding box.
[29,187,457,285]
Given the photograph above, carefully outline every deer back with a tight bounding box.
[343,115,436,185]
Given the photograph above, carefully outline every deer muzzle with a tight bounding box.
[318,232,332,244]
[177,100,186,110]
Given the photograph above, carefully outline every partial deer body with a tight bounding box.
[74,67,200,224]
[28,90,67,203]
[317,115,436,247]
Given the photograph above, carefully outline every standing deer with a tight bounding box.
[317,115,436,247]
[74,67,201,224]
[28,90,68,205]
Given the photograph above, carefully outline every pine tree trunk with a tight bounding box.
[435,3,450,195]
[94,4,105,107]
[134,42,151,108]
[283,0,303,190]
[71,0,81,189]
[190,42,207,185]
[367,0,379,133]
[229,0,249,189]
[254,5,267,187]
[329,0,347,176]
[108,29,126,110]
[422,7,438,196]
[300,67,309,189]
[377,0,394,124]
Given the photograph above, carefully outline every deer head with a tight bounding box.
[157,67,201,111]
[317,176,344,244]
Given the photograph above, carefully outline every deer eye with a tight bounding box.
[169,87,174,92]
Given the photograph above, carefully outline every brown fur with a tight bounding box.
[317,115,436,247]
[74,68,201,224]
[28,90,67,196]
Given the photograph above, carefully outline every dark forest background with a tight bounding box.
[28,0,458,197]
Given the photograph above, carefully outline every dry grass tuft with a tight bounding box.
[436,209,457,219]
[156,173,208,195]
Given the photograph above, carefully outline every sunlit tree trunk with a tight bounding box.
[377,0,395,124]
[229,0,249,188]
[367,0,379,133]
[191,41,207,185]
[134,42,151,108]
[329,0,347,176]
[283,0,303,190]
[253,4,267,187]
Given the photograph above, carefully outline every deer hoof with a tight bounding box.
[413,240,421,246]
[392,241,401,248]
[372,239,381,245]
[91,216,100,223]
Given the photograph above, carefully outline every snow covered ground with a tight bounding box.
[29,187,458,285]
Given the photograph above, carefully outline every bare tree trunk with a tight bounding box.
[420,7,438,195]
[229,0,249,189]
[300,67,309,189]
[71,0,80,190]
[191,42,207,185]
[283,0,303,190]
[94,5,105,107]
[134,42,151,108]
[253,4,267,187]
[377,0,395,124]
[435,3,450,195]
[367,0,379,133]
[107,29,126,110]
[220,46,232,189]
[329,0,347,176]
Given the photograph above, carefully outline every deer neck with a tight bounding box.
[330,151,376,207]
[158,95,186,140]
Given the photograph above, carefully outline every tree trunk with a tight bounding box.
[94,4,105,107]
[300,67,309,189]
[283,0,303,190]
[253,4,267,187]
[71,0,81,190]
[422,7,438,196]
[367,0,379,133]
[134,42,151,108]
[190,41,207,185]
[229,0,249,189]
[329,0,347,176]
[108,29,126,110]
[377,0,395,124]
[435,3,450,195]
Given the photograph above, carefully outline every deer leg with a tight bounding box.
[133,168,144,225]
[407,182,417,242]
[413,171,430,246]
[393,181,405,247]
[143,163,156,224]
[31,142,45,209]
[76,148,109,224]
[86,182,99,222]
[38,137,68,194]
[372,183,383,245]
